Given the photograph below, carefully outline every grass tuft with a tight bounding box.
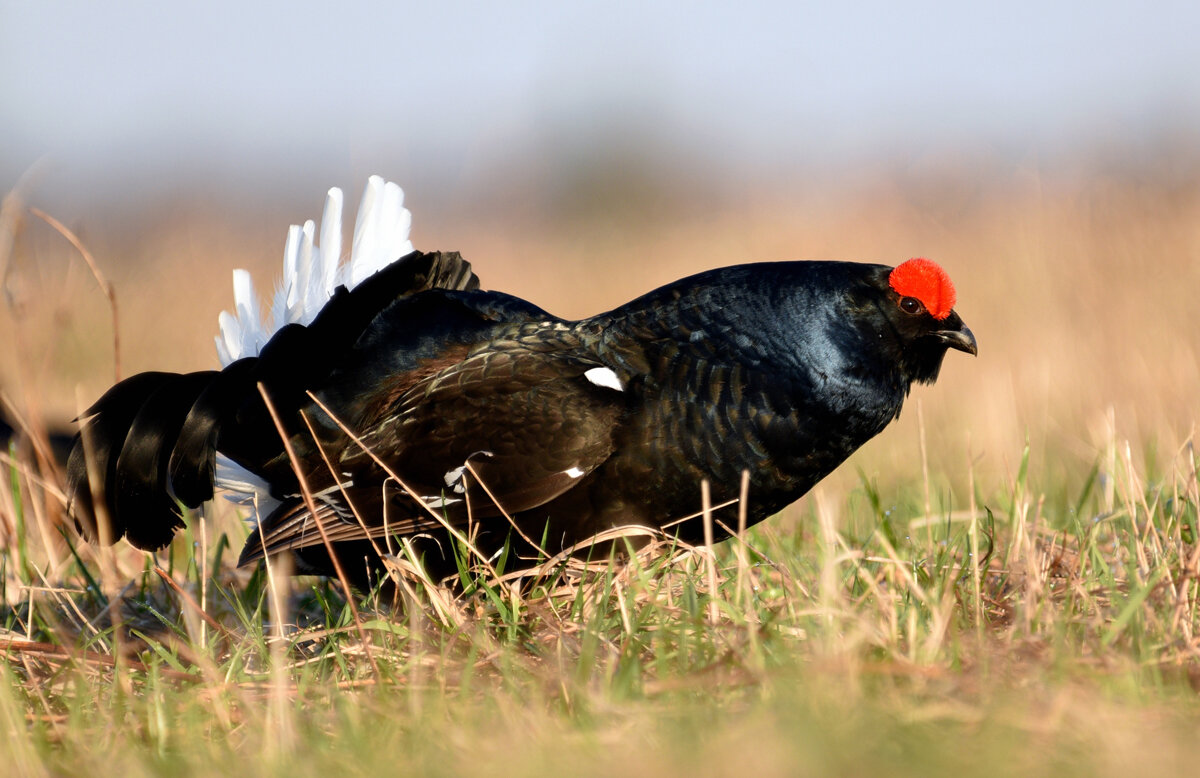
[2,423,1199,776]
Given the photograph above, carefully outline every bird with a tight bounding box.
[66,177,976,589]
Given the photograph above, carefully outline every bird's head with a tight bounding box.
[865,257,977,385]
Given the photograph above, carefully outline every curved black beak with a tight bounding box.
[936,323,978,356]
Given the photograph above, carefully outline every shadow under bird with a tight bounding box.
[67,178,977,589]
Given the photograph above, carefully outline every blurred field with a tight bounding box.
[4,166,1198,497]
[2,167,1199,776]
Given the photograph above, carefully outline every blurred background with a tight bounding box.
[2,1,1199,509]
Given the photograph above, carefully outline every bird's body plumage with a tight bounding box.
[67,180,975,587]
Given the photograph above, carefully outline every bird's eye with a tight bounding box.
[899,296,923,315]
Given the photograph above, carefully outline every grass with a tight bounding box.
[2,170,1200,775]
[1,425,1198,777]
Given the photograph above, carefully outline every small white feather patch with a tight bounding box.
[420,495,463,509]
[311,483,348,499]
[444,465,467,490]
[214,453,280,525]
[584,366,623,392]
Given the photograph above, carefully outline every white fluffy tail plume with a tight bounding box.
[215,175,414,366]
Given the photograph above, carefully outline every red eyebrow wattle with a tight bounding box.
[888,258,956,320]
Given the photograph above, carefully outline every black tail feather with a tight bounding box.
[68,250,481,553]
[67,371,183,546]
[111,371,218,549]
[167,357,257,507]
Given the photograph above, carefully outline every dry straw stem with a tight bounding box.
[0,638,194,682]
[701,479,719,624]
[70,384,135,697]
[0,445,65,572]
[256,382,380,682]
[303,390,505,584]
[464,458,552,562]
[28,206,121,383]
[152,565,236,643]
[291,410,469,627]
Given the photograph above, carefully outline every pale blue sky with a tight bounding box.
[3,1,1198,208]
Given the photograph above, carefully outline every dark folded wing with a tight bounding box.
[239,331,629,564]
[354,333,628,518]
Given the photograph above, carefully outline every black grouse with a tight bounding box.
[67,181,976,587]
